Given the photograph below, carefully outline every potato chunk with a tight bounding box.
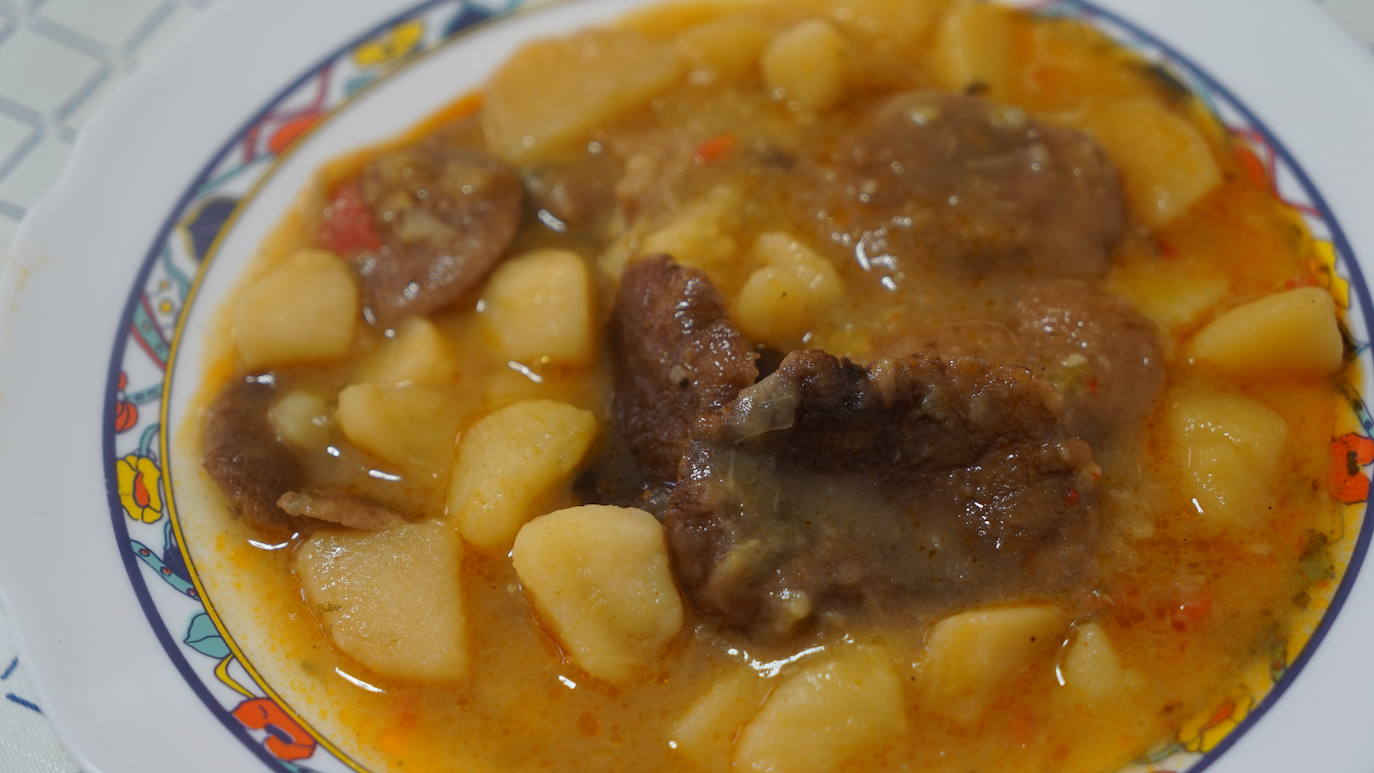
[762,19,851,111]
[479,249,595,367]
[1166,385,1288,529]
[336,383,462,471]
[641,185,742,280]
[677,16,770,84]
[1062,622,1127,699]
[483,29,682,163]
[735,647,904,773]
[736,232,845,349]
[448,400,598,552]
[296,521,466,681]
[374,317,459,387]
[1189,287,1343,375]
[930,1,1014,96]
[823,0,939,47]
[735,267,811,349]
[921,605,1066,712]
[268,389,333,450]
[1111,257,1229,333]
[671,668,769,769]
[753,231,844,305]
[512,505,684,683]
[1081,98,1221,226]
[234,248,359,369]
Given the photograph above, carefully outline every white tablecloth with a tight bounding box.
[0,0,1371,770]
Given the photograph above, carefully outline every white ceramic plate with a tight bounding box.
[2,0,1373,771]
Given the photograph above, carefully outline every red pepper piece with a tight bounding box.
[320,179,381,255]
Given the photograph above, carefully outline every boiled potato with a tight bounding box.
[671,668,769,769]
[336,383,462,471]
[929,1,1014,95]
[761,19,851,111]
[512,505,684,683]
[234,248,359,369]
[754,231,844,305]
[448,400,598,552]
[617,1,739,38]
[735,647,904,773]
[374,317,459,387]
[921,604,1066,712]
[268,389,333,450]
[296,521,467,681]
[1189,287,1342,375]
[677,16,770,84]
[479,249,595,367]
[737,232,844,348]
[1166,384,1288,529]
[823,0,940,47]
[642,185,742,279]
[735,267,811,349]
[483,29,682,163]
[1112,258,1229,333]
[1081,98,1221,226]
[1062,622,1127,700]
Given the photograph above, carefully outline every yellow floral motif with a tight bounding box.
[117,454,163,523]
[1310,239,1351,309]
[353,20,424,67]
[1177,687,1254,753]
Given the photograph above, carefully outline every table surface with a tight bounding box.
[1,0,1372,770]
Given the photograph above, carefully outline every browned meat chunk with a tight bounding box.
[665,351,1101,638]
[573,430,676,516]
[353,143,522,325]
[277,491,408,530]
[1013,281,1165,443]
[524,155,620,229]
[610,255,759,481]
[866,319,1029,375]
[203,377,408,533]
[203,378,304,532]
[810,92,1125,278]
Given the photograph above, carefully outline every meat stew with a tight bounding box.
[178,1,1354,771]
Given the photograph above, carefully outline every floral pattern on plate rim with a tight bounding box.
[100,0,1374,771]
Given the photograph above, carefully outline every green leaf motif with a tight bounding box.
[183,611,230,660]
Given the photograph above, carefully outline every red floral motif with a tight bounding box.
[115,372,139,433]
[115,401,139,433]
[1329,432,1374,504]
[1233,143,1269,189]
[267,111,323,156]
[231,698,316,762]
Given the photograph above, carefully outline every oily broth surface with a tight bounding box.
[175,1,1347,771]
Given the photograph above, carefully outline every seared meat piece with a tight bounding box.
[203,377,408,533]
[352,143,522,325]
[524,156,620,229]
[1013,281,1165,443]
[276,491,408,530]
[864,318,1029,379]
[665,351,1101,638]
[610,255,759,481]
[573,430,676,516]
[811,92,1125,278]
[203,378,304,532]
